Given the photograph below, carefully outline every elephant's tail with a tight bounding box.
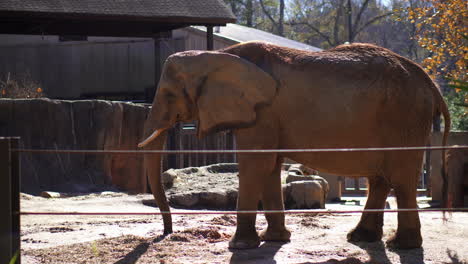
[428,77,451,212]
[435,83,451,210]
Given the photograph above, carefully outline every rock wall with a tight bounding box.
[0,98,149,194]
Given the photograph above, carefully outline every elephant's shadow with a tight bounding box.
[349,241,425,264]
[228,241,366,264]
[229,241,286,264]
[228,240,426,264]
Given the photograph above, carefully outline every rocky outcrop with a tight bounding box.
[165,163,329,210]
[0,98,149,194]
[165,163,239,209]
[283,164,329,209]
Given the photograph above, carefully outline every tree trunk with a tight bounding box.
[245,0,254,27]
[347,0,354,43]
[278,0,285,36]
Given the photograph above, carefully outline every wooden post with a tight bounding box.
[149,31,173,103]
[206,26,214,51]
[0,137,21,264]
[152,31,178,169]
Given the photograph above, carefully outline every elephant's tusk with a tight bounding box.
[138,128,167,148]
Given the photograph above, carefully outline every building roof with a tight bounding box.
[0,0,236,37]
[194,23,321,52]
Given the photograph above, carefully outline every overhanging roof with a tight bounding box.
[191,23,322,52]
[0,0,236,37]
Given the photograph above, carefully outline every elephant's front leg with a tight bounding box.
[229,153,278,249]
[259,157,291,242]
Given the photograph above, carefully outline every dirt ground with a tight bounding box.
[21,192,467,264]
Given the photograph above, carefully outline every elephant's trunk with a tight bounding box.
[142,128,172,234]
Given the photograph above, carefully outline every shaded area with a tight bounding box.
[447,249,468,264]
[229,242,286,264]
[114,242,150,264]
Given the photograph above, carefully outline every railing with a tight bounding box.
[2,138,468,264]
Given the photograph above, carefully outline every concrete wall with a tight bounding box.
[0,98,149,194]
[319,173,342,201]
[430,131,468,202]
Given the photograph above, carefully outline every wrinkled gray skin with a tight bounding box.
[139,41,450,250]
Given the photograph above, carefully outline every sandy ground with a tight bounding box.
[20,192,468,264]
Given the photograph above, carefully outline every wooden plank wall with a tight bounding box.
[0,37,154,99]
[181,29,234,51]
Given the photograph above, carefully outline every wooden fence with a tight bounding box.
[165,123,236,170]
[342,158,431,196]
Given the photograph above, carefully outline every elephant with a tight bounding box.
[138,41,450,250]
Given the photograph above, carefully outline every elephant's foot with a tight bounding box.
[347,226,382,242]
[386,228,422,249]
[228,231,260,249]
[259,227,291,242]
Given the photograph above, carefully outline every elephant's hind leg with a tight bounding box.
[385,153,423,249]
[259,157,291,242]
[348,176,391,243]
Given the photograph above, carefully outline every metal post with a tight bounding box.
[206,26,214,50]
[0,137,21,263]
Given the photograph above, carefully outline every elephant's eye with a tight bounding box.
[165,92,176,101]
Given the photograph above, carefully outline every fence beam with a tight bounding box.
[0,137,21,264]
[206,25,214,51]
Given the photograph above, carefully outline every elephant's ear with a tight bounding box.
[194,53,277,138]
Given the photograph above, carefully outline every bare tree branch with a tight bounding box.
[354,12,394,37]
[354,0,372,31]
[259,0,279,32]
[287,21,334,46]
[333,0,345,45]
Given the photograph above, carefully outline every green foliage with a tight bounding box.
[9,251,18,264]
[445,90,468,131]
[448,79,468,93]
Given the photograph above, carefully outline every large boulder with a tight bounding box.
[164,163,329,210]
[0,98,149,193]
[283,164,329,209]
[283,180,326,209]
[166,163,239,209]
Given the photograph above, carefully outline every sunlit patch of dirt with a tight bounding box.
[183,226,231,242]
[21,193,468,264]
[210,214,237,226]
